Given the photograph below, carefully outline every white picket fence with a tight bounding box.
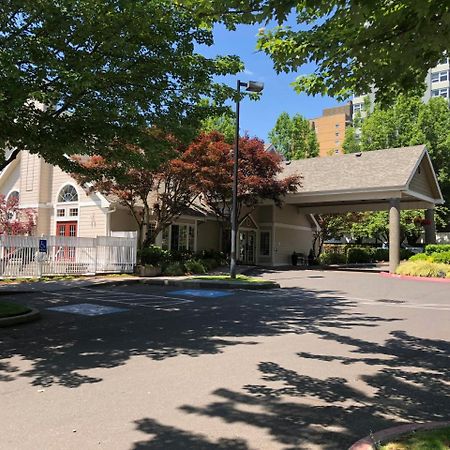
[0,235,137,278]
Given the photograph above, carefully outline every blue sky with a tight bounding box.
[199,23,345,142]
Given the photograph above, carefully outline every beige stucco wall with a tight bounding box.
[274,204,313,227]
[110,208,139,232]
[273,225,313,266]
[197,220,220,252]
[255,205,273,223]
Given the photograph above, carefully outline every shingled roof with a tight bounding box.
[282,145,426,193]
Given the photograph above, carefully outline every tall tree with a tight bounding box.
[183,132,301,224]
[0,0,241,171]
[359,95,450,228]
[201,111,235,144]
[184,0,449,104]
[73,139,200,248]
[269,112,319,160]
[342,127,361,154]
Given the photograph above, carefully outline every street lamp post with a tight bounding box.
[230,80,264,279]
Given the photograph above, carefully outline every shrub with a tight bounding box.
[372,248,389,262]
[184,259,206,274]
[400,248,414,260]
[200,258,221,271]
[196,249,227,262]
[162,262,185,276]
[430,251,450,264]
[318,252,346,265]
[322,244,347,255]
[346,247,373,264]
[396,260,450,278]
[138,245,169,266]
[409,253,430,262]
[169,249,194,262]
[424,244,450,255]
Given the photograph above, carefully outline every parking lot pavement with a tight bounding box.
[0,271,449,450]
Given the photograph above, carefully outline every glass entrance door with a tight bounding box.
[239,230,256,264]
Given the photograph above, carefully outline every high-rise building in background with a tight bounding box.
[352,57,450,124]
[309,103,353,157]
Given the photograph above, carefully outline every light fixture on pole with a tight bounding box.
[230,80,264,279]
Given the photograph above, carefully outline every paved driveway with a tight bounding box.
[0,270,449,450]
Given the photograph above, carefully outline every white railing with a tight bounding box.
[0,235,137,278]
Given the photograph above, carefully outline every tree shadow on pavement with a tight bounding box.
[0,286,398,388]
[132,418,251,450]
[177,330,450,449]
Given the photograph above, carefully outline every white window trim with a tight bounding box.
[55,182,80,204]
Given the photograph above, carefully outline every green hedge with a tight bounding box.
[409,253,430,262]
[346,247,373,263]
[138,246,226,275]
[319,252,346,265]
[424,244,450,255]
[430,251,450,264]
[320,245,414,265]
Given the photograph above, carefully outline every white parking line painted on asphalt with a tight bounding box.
[47,288,194,310]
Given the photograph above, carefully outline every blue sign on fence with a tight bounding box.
[39,239,47,253]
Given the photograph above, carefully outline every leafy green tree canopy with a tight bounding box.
[184,0,450,103]
[343,94,450,230]
[0,0,242,171]
[269,112,318,159]
[201,111,235,144]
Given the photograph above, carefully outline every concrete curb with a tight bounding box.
[0,276,280,293]
[380,272,450,283]
[348,421,450,449]
[0,307,41,327]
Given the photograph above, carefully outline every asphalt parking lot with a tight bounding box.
[1,270,449,450]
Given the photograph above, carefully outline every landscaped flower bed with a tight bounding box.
[395,244,450,278]
[378,424,450,449]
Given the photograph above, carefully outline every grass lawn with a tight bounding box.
[191,274,272,283]
[0,301,31,318]
[379,426,450,450]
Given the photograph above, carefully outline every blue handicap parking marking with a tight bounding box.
[169,289,233,298]
[47,303,128,316]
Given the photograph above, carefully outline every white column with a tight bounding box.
[389,198,401,273]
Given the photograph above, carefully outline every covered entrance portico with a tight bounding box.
[281,145,444,272]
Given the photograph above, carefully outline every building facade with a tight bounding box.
[309,103,353,157]
[0,146,443,270]
[353,57,450,123]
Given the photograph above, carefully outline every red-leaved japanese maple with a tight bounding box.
[0,194,36,235]
[183,132,301,225]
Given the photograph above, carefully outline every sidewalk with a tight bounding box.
[0,267,278,294]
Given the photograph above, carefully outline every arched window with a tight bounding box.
[58,185,78,203]
[7,190,19,201]
[6,191,19,220]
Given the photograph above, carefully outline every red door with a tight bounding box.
[56,221,78,237]
[56,221,78,259]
